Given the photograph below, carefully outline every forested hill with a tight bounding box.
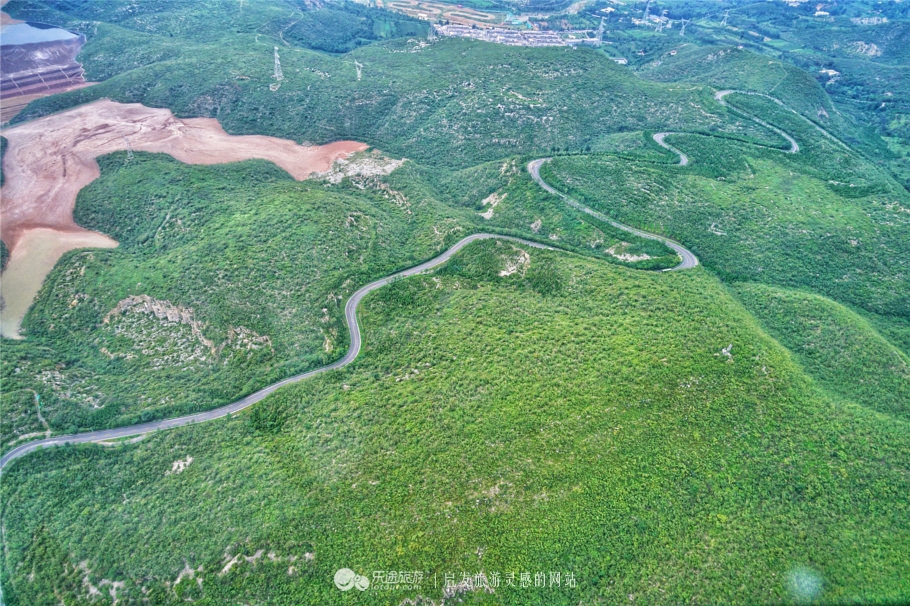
[2,1,910,604]
[7,1,790,168]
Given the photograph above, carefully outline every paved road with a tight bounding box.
[653,133,689,166]
[715,90,799,154]
[716,89,853,152]
[0,233,557,473]
[9,87,821,472]
[653,90,837,167]
[527,158,699,271]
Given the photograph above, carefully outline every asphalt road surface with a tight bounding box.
[715,90,799,153]
[652,133,689,166]
[0,233,556,473]
[653,90,834,167]
[1,154,711,472]
[527,158,699,271]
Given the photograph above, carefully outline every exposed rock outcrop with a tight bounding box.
[103,295,215,351]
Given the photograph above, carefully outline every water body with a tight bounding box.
[0,100,367,339]
[0,228,118,339]
[0,21,77,45]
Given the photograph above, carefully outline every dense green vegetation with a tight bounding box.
[858,310,910,360]
[424,0,909,183]
[2,1,910,603]
[3,243,908,604]
[640,45,834,118]
[3,0,426,55]
[7,0,780,168]
[3,152,458,437]
[13,0,903,180]
[0,150,676,449]
[733,283,910,422]
[281,2,429,54]
[12,39,742,167]
[541,97,910,322]
[557,0,909,190]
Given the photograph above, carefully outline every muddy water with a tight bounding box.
[1,100,368,339]
[0,22,77,45]
[0,228,117,339]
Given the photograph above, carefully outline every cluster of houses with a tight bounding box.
[431,23,629,64]
[432,24,568,47]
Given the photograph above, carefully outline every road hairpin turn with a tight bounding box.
[3,87,822,473]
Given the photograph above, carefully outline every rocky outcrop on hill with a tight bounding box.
[103,295,215,351]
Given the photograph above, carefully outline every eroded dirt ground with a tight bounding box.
[0,99,367,337]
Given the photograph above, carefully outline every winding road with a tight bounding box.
[717,89,851,151]
[6,87,828,473]
[715,90,799,154]
[0,172,698,472]
[528,159,698,271]
[652,90,812,164]
[652,133,689,166]
[0,234,563,472]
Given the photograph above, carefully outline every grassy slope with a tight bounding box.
[2,243,908,605]
[1,153,460,432]
[638,44,836,119]
[541,94,910,323]
[733,283,910,422]
[635,12,910,191]
[636,39,900,168]
[4,0,424,53]
[780,19,910,127]
[0,151,676,447]
[858,310,910,360]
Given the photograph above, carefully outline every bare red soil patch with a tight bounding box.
[0,99,367,337]
[0,82,95,123]
[1,1,22,26]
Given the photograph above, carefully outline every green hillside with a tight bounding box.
[2,242,908,605]
[0,151,677,448]
[2,0,909,604]
[626,2,910,190]
[540,109,910,321]
[639,45,835,118]
[2,0,425,54]
[8,1,777,168]
[733,283,910,422]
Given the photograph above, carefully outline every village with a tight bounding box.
[431,21,628,63]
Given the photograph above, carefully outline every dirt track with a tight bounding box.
[0,99,367,337]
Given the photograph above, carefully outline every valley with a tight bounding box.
[0,99,366,338]
[0,1,907,605]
